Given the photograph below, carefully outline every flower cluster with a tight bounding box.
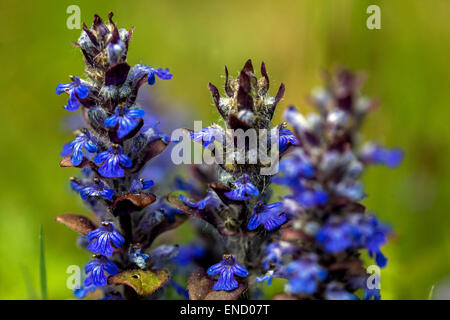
[55,13,187,300]
[169,60,295,295]
[258,69,403,300]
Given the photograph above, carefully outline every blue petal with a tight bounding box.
[127,108,145,119]
[214,269,238,291]
[84,260,97,274]
[104,260,119,276]
[70,146,84,166]
[87,229,102,242]
[105,114,119,128]
[202,136,215,147]
[170,280,189,299]
[91,267,107,286]
[61,142,73,156]
[94,151,109,165]
[74,286,95,299]
[314,190,329,205]
[232,263,249,277]
[142,180,154,189]
[224,189,248,201]
[299,163,315,178]
[79,188,90,200]
[64,92,81,111]
[179,195,197,208]
[102,188,114,200]
[70,180,84,193]
[84,274,94,287]
[147,72,156,85]
[263,214,287,231]
[196,197,209,210]
[99,156,124,178]
[88,234,112,256]
[155,68,173,80]
[84,140,98,153]
[247,213,261,230]
[109,231,125,249]
[375,251,387,268]
[56,82,73,95]
[117,116,139,138]
[207,262,224,276]
[244,183,260,196]
[118,153,132,168]
[75,84,89,99]
[385,149,404,168]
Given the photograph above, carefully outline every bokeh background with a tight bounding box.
[0,0,449,299]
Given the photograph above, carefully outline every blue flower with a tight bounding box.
[248,202,287,231]
[80,178,114,201]
[56,76,89,111]
[178,190,222,210]
[129,178,154,193]
[255,270,274,285]
[207,254,249,291]
[172,243,206,266]
[262,241,297,270]
[285,256,327,295]
[317,215,390,267]
[189,124,224,147]
[73,286,95,299]
[272,150,315,188]
[84,255,119,287]
[295,189,329,208]
[129,244,149,269]
[352,215,390,267]
[138,64,173,85]
[276,123,297,153]
[224,174,259,201]
[363,288,381,300]
[316,221,354,253]
[94,144,132,178]
[105,106,145,139]
[169,280,189,300]
[361,143,404,168]
[61,128,98,166]
[325,283,359,300]
[87,222,124,256]
[69,177,84,193]
[148,68,172,84]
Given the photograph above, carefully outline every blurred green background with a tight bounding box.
[0,0,449,299]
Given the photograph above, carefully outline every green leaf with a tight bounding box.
[39,225,48,300]
[108,269,169,296]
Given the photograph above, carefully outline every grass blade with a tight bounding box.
[39,225,48,300]
[21,265,38,300]
[428,284,435,300]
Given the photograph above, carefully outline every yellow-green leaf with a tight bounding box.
[108,269,169,296]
